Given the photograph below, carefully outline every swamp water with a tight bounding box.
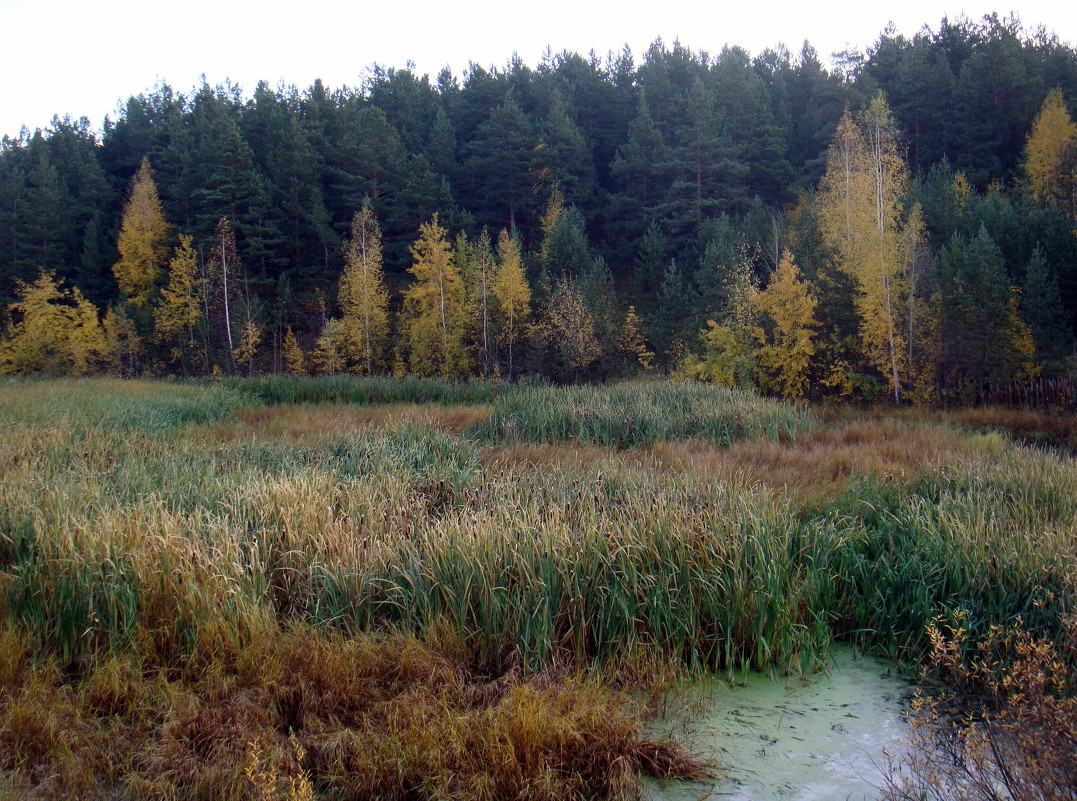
[648,646,913,801]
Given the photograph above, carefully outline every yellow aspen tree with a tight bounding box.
[154,233,204,369]
[537,186,564,270]
[751,250,818,399]
[492,228,531,378]
[617,305,654,371]
[1024,88,1077,212]
[313,318,346,374]
[0,271,70,374]
[1003,290,1040,381]
[0,270,108,375]
[682,255,757,388]
[460,228,497,375]
[282,327,306,375]
[232,319,262,376]
[541,274,600,380]
[819,95,913,403]
[402,214,468,378]
[339,203,389,374]
[682,321,750,386]
[113,157,169,311]
[104,305,144,376]
[67,292,110,376]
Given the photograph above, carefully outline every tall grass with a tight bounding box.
[472,381,815,447]
[226,374,508,407]
[0,377,249,433]
[3,379,1072,674]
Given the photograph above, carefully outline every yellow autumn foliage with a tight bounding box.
[113,157,169,310]
[402,214,468,378]
[0,270,110,375]
[752,250,818,399]
[1024,88,1077,211]
[339,203,390,374]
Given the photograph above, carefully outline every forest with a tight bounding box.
[2,13,1077,401]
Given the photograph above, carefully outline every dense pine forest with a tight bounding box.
[3,14,1077,401]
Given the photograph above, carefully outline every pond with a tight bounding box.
[648,645,914,801]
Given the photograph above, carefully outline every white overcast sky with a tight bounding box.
[1,0,1075,140]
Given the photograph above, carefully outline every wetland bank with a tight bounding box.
[1,377,1075,800]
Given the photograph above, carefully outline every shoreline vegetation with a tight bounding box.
[1,376,1074,799]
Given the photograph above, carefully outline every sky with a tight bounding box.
[2,0,1075,140]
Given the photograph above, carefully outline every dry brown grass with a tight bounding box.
[202,403,493,445]
[0,627,707,801]
[483,418,977,501]
[943,406,1077,451]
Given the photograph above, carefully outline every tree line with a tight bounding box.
[1,14,1076,400]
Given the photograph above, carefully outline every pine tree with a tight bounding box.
[610,93,667,248]
[751,250,818,399]
[113,157,169,311]
[939,228,1034,395]
[492,228,531,379]
[541,206,592,277]
[402,214,468,377]
[1022,246,1073,375]
[338,203,389,374]
[647,260,696,371]
[661,77,748,246]
[468,91,535,230]
[632,221,668,313]
[579,256,619,361]
[533,89,595,208]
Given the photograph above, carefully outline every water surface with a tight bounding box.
[649,646,912,801]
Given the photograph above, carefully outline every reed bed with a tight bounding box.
[1,377,1075,798]
[472,381,815,447]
